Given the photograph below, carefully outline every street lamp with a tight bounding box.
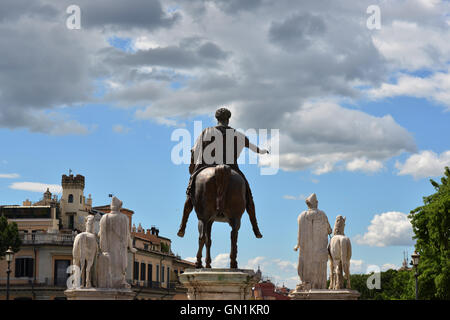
[410,251,420,300]
[5,247,14,300]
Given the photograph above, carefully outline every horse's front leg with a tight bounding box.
[205,221,213,268]
[196,220,206,268]
[229,218,241,269]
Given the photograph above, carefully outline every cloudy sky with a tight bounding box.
[1,0,449,288]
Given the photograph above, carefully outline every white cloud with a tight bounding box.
[282,194,306,201]
[381,263,398,271]
[258,102,416,174]
[211,253,229,268]
[243,256,267,270]
[273,259,296,272]
[355,211,414,247]
[372,19,450,71]
[0,173,20,179]
[112,124,130,134]
[9,182,62,194]
[368,70,450,110]
[395,150,450,179]
[153,116,185,127]
[346,158,384,173]
[183,256,196,263]
[350,259,365,274]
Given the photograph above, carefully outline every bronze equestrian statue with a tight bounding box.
[177,107,268,268]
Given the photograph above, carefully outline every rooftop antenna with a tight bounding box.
[69,168,73,175]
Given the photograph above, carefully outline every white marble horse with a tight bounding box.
[73,214,97,288]
[328,215,352,290]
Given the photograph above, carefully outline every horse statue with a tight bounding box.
[193,164,247,269]
[328,215,352,290]
[72,214,97,288]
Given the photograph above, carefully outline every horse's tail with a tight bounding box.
[215,164,231,215]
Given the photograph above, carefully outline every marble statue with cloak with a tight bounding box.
[97,196,136,289]
[294,193,332,290]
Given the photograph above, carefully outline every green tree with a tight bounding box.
[350,270,413,300]
[0,215,22,259]
[409,166,450,300]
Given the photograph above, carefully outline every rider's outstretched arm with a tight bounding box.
[244,136,269,154]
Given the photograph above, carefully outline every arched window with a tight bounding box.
[68,194,73,203]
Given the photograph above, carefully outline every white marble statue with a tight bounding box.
[72,214,97,288]
[328,215,352,290]
[294,193,332,290]
[97,196,137,289]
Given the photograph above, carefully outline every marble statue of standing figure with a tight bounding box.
[294,193,332,290]
[97,196,137,289]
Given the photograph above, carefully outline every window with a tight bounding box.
[69,215,74,229]
[54,260,70,286]
[80,195,82,204]
[148,264,153,283]
[161,266,165,283]
[15,258,34,278]
[167,267,170,285]
[68,194,73,203]
[140,263,146,281]
[134,261,139,280]
[156,265,159,282]
[143,243,148,251]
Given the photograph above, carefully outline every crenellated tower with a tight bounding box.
[60,173,91,231]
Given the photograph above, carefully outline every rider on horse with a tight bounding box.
[177,107,268,239]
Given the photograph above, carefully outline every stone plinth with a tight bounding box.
[64,288,135,300]
[179,268,258,300]
[289,289,360,300]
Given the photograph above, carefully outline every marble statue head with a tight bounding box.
[333,215,346,235]
[305,193,318,209]
[111,196,123,212]
[85,214,95,233]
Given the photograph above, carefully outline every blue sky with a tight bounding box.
[1,0,449,288]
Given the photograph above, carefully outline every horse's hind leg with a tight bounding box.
[229,218,241,269]
[328,257,334,290]
[344,262,351,289]
[205,221,213,268]
[196,220,206,268]
[85,253,94,288]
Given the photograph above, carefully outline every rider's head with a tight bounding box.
[215,107,231,126]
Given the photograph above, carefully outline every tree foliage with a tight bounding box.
[409,166,450,299]
[0,215,22,259]
[350,269,414,300]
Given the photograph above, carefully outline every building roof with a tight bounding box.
[133,231,161,244]
[255,281,291,300]
[0,206,52,219]
[93,205,134,214]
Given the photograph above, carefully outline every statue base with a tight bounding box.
[179,268,258,300]
[64,288,135,300]
[289,288,360,300]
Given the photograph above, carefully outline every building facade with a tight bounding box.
[0,173,193,300]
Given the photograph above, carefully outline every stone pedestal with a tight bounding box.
[289,288,360,300]
[64,288,135,300]
[179,268,258,300]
